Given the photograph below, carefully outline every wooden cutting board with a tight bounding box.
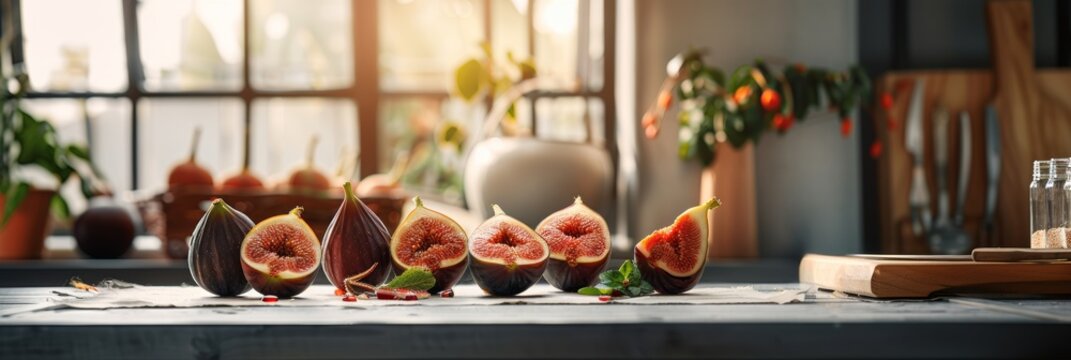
[799,254,1071,298]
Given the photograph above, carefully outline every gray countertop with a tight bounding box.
[1,281,1069,359]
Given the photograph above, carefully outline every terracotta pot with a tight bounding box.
[0,189,55,260]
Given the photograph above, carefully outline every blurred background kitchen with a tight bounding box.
[2,0,1071,285]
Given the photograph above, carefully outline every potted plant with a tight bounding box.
[0,67,105,260]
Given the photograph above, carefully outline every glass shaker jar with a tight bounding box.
[1031,160,1051,248]
[1046,158,1070,248]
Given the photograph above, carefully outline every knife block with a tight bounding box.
[876,0,1071,253]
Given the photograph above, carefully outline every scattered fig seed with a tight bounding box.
[598,295,612,302]
[404,293,418,301]
[262,295,279,303]
[334,288,346,296]
[440,289,455,298]
[342,295,357,302]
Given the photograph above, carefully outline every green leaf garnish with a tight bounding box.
[577,260,655,298]
[385,268,436,291]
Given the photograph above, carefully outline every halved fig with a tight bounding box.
[322,182,393,289]
[240,207,321,298]
[188,199,254,297]
[536,197,610,292]
[634,197,720,294]
[469,205,549,296]
[390,197,468,294]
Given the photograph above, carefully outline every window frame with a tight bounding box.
[12,0,617,198]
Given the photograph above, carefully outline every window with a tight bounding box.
[15,0,615,205]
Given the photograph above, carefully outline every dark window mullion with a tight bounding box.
[353,0,379,177]
[121,0,144,189]
[240,0,253,171]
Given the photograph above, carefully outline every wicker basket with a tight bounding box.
[137,190,406,259]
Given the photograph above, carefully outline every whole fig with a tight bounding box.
[321,182,392,289]
[188,198,255,296]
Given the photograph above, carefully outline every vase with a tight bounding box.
[701,143,757,258]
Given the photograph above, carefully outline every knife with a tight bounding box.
[982,105,1001,244]
[954,111,971,227]
[905,79,930,235]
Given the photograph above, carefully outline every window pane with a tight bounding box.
[379,98,483,202]
[21,99,132,214]
[250,98,358,184]
[138,0,244,91]
[250,0,354,90]
[491,0,529,65]
[137,98,245,191]
[379,0,484,92]
[586,0,604,91]
[21,0,127,92]
[534,96,601,143]
[533,0,579,90]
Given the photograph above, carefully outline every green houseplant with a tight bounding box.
[0,10,105,258]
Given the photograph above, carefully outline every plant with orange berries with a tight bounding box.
[642,49,873,165]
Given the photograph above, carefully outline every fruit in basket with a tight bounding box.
[321,182,392,289]
[240,207,321,298]
[356,151,409,198]
[188,199,255,297]
[390,197,468,293]
[73,200,136,259]
[287,136,332,194]
[221,168,265,191]
[468,204,549,296]
[536,197,610,292]
[633,197,720,294]
[167,127,214,191]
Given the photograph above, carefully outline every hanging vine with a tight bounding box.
[641,49,876,166]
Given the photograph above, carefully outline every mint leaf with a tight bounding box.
[386,268,435,291]
[578,287,612,295]
[619,260,635,279]
[600,270,624,284]
[578,260,656,298]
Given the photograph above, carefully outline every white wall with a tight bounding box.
[625,0,861,257]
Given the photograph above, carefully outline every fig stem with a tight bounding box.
[703,197,722,210]
[289,206,305,218]
[342,181,355,198]
[413,196,425,208]
[188,127,201,163]
[574,196,583,205]
[492,204,505,217]
[305,135,319,168]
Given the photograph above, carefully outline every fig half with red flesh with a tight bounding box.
[634,197,720,294]
[240,207,322,298]
[469,205,549,296]
[321,182,393,289]
[390,197,468,294]
[536,197,611,292]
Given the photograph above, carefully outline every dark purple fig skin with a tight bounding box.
[469,257,547,296]
[241,263,316,298]
[188,199,254,296]
[634,249,705,295]
[392,258,468,294]
[321,182,392,289]
[543,255,609,292]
